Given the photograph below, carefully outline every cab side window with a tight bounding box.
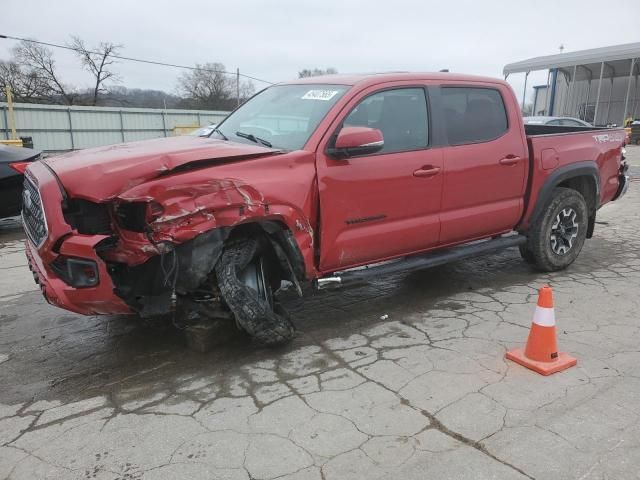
[343,88,428,153]
[441,87,508,145]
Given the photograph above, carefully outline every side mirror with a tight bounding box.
[328,126,384,159]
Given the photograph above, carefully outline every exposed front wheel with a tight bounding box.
[524,187,589,272]
[215,236,295,346]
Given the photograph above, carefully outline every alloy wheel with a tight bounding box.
[550,208,579,255]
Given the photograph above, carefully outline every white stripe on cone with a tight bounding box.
[532,306,555,327]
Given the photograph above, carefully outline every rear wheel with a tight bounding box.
[524,187,588,272]
[215,236,295,346]
[518,244,536,264]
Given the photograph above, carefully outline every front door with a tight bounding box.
[316,85,444,272]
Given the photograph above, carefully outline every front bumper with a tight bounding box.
[26,236,132,315]
[23,162,132,316]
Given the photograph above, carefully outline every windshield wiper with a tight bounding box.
[212,128,228,141]
[235,131,272,148]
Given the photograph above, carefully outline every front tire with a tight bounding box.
[215,237,295,346]
[525,187,588,272]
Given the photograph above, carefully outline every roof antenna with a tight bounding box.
[559,44,565,53]
[439,69,449,72]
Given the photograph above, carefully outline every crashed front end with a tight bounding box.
[22,158,280,318]
[24,161,132,315]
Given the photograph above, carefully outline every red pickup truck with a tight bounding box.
[23,73,629,345]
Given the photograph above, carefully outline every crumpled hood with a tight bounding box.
[43,136,278,201]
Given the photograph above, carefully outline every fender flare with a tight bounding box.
[527,161,600,232]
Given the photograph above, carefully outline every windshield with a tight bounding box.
[213,84,349,150]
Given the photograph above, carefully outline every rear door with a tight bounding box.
[315,84,443,272]
[436,85,528,244]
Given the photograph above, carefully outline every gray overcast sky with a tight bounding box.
[2,0,639,103]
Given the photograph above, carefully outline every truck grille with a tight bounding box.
[22,176,48,247]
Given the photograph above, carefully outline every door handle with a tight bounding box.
[499,155,522,166]
[413,165,441,177]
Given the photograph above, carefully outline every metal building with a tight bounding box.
[504,42,640,126]
[530,85,549,116]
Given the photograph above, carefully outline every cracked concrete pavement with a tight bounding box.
[0,146,639,479]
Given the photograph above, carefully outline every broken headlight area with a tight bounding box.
[50,256,99,288]
[114,201,164,233]
[63,199,112,235]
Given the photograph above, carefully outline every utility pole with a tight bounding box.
[236,68,240,107]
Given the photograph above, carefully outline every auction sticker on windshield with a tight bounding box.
[301,90,340,101]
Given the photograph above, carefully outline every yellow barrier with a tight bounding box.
[172,124,200,136]
[0,139,23,147]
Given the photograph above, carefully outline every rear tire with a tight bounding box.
[215,236,295,346]
[518,244,536,264]
[524,187,588,272]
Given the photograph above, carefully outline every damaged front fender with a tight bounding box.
[104,176,316,315]
[117,177,281,242]
[104,172,317,276]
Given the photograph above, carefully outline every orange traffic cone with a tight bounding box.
[505,285,577,376]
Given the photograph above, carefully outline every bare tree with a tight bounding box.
[298,67,338,78]
[69,36,121,106]
[179,63,230,105]
[239,79,255,101]
[176,63,254,110]
[0,60,52,102]
[13,40,77,104]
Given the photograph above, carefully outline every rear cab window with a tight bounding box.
[440,87,508,145]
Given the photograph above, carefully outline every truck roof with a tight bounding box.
[281,72,507,87]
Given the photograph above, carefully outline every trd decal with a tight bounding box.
[593,133,625,143]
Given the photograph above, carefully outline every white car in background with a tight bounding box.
[189,124,217,136]
[524,116,592,127]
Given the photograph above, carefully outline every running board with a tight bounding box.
[315,234,527,289]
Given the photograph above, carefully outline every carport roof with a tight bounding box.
[503,42,640,76]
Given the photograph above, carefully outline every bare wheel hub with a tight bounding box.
[550,208,579,255]
[238,257,273,308]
